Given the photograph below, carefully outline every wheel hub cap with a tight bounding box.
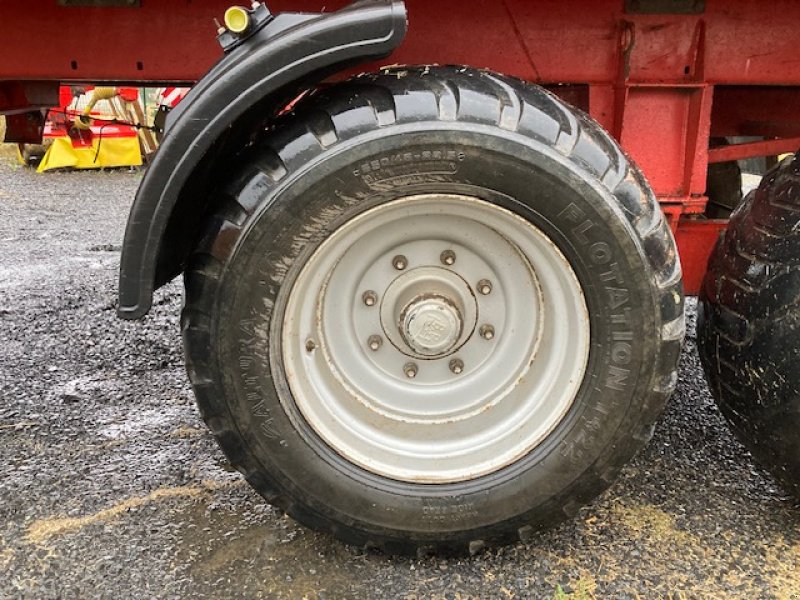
[402,296,461,356]
[378,265,477,361]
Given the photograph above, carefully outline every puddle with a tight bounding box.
[169,492,373,598]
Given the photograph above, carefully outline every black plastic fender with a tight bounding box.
[117,0,407,319]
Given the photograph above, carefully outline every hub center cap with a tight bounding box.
[378,266,478,359]
[402,297,462,356]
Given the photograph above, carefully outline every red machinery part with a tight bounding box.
[1,0,799,293]
[674,218,728,293]
[708,137,800,164]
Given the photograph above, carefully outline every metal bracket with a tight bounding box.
[625,0,705,14]
[3,110,46,144]
[217,4,274,52]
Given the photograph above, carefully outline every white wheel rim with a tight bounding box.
[282,194,590,483]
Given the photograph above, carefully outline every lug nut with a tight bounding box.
[440,250,456,266]
[477,279,493,295]
[403,362,418,378]
[305,339,316,352]
[480,324,495,340]
[362,290,377,307]
[392,255,408,270]
[449,358,464,375]
[368,335,382,351]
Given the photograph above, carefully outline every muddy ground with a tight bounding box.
[0,160,798,599]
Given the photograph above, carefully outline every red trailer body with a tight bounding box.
[2,0,800,291]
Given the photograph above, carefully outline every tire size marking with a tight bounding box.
[558,202,634,392]
[421,502,479,524]
[353,149,466,189]
[238,315,280,440]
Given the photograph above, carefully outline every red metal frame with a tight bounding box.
[3,0,800,292]
[708,138,800,164]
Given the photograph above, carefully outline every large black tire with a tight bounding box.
[698,152,800,498]
[182,66,684,554]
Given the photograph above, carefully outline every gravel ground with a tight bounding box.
[1,159,799,599]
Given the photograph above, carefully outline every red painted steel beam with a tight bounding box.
[708,137,800,164]
[2,1,800,86]
[0,0,230,84]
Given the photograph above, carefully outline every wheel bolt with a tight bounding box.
[477,279,493,295]
[368,335,382,351]
[362,290,378,307]
[305,339,316,352]
[449,358,464,375]
[403,362,418,378]
[392,255,408,270]
[480,324,495,340]
[440,250,456,266]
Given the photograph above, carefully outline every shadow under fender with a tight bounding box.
[117,0,407,319]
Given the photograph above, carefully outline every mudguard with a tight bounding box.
[117,0,407,319]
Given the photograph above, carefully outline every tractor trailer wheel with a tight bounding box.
[698,152,800,498]
[182,66,684,553]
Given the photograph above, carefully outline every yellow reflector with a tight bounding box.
[224,6,250,34]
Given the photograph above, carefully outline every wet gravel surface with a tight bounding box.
[1,160,799,599]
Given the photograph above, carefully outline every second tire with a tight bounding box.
[699,152,800,498]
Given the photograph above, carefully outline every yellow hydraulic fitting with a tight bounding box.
[74,86,118,130]
[216,2,272,51]
[223,6,250,34]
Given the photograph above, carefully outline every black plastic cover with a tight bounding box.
[118,0,407,319]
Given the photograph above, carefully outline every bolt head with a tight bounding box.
[403,362,418,378]
[440,250,456,266]
[368,335,382,351]
[392,255,408,270]
[362,291,377,307]
[477,279,492,295]
[480,324,495,340]
[449,358,464,375]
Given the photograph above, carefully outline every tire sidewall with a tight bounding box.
[212,126,659,540]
